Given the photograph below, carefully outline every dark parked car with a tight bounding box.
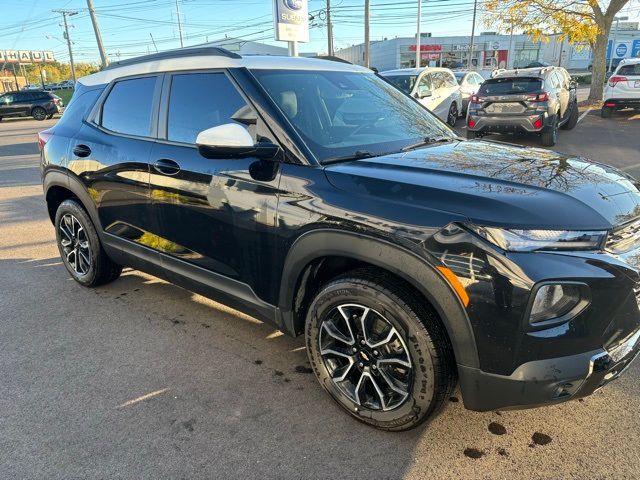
[466,66,579,146]
[0,90,63,121]
[40,48,640,431]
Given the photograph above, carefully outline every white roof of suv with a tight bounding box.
[79,47,370,86]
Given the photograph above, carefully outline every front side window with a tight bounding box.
[101,76,158,137]
[252,69,453,164]
[167,73,253,144]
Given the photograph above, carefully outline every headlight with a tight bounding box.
[467,225,607,252]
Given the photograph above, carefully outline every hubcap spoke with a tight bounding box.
[318,303,413,412]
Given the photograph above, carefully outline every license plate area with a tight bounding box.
[634,80,640,88]
[485,102,526,114]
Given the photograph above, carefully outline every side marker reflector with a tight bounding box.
[437,266,470,307]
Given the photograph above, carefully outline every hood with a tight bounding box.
[324,140,640,230]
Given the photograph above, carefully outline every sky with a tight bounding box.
[1,0,640,65]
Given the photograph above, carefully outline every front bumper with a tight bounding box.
[467,111,549,134]
[459,327,640,411]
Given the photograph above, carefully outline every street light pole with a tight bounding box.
[415,0,421,68]
[469,0,478,69]
[364,0,370,68]
[608,16,628,72]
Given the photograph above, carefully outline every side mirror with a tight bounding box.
[196,123,280,160]
[416,87,432,99]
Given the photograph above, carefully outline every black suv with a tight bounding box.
[40,48,640,431]
[0,90,63,121]
[466,66,579,146]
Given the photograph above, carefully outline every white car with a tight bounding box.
[380,67,463,126]
[602,58,640,117]
[453,71,485,113]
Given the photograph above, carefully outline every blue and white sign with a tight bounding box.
[633,40,640,57]
[273,0,309,43]
[615,43,628,58]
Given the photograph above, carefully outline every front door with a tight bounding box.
[417,73,444,119]
[149,71,282,302]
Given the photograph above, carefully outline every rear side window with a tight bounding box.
[618,64,640,76]
[101,76,158,137]
[479,77,543,95]
[167,73,251,144]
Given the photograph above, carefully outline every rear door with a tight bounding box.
[68,74,161,250]
[552,71,569,118]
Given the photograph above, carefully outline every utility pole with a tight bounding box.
[468,0,477,69]
[53,9,78,82]
[326,0,333,56]
[415,0,421,68]
[364,0,370,68]
[87,0,109,68]
[508,20,514,69]
[175,0,184,48]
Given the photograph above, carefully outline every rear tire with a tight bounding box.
[541,116,558,146]
[601,106,613,118]
[32,106,47,121]
[466,130,476,140]
[560,102,579,130]
[305,268,456,431]
[54,199,122,287]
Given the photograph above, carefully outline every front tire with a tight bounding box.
[601,106,613,118]
[305,269,456,431]
[447,102,458,127]
[560,102,579,130]
[54,199,122,287]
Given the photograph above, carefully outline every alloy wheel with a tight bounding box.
[58,213,92,276]
[447,103,458,126]
[318,303,413,411]
[32,107,47,121]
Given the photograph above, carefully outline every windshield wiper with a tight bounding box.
[401,136,455,152]
[323,150,376,164]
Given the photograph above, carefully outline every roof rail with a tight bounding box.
[104,46,241,70]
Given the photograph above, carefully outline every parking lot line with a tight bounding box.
[578,107,593,124]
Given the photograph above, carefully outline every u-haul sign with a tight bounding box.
[0,50,55,64]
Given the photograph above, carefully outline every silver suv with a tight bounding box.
[466,66,579,146]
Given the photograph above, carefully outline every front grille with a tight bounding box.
[606,218,640,254]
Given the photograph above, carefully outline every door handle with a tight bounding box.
[153,158,181,176]
[73,144,91,158]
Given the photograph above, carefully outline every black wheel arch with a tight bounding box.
[277,229,480,369]
[44,171,102,232]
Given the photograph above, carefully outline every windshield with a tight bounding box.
[379,74,418,94]
[251,69,452,164]
[479,77,543,95]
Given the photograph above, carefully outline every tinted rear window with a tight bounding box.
[479,77,543,95]
[101,76,158,137]
[618,64,640,76]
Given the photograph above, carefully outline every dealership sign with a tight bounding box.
[409,44,442,52]
[273,0,309,43]
[0,50,55,64]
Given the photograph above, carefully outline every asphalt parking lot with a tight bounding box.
[1,111,639,479]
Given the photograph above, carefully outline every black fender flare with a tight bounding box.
[277,229,479,369]
[43,170,103,232]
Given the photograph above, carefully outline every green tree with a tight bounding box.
[483,0,631,101]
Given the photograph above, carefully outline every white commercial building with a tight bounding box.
[336,26,640,72]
